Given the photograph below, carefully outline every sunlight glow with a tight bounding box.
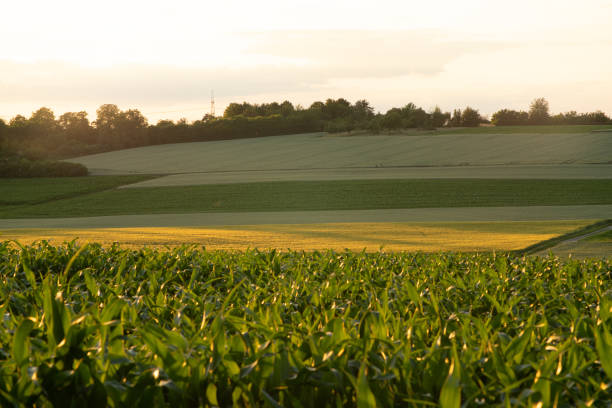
[1,0,611,121]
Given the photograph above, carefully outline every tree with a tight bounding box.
[9,115,28,129]
[352,99,375,121]
[429,106,450,128]
[58,111,92,142]
[322,98,351,120]
[491,109,529,126]
[223,102,245,118]
[29,107,58,137]
[94,104,121,133]
[30,107,56,128]
[528,97,550,125]
[449,109,462,127]
[460,107,482,127]
[279,101,295,116]
[382,108,403,130]
[0,118,7,149]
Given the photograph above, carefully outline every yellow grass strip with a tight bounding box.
[0,220,592,251]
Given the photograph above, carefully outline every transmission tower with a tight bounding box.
[210,90,215,117]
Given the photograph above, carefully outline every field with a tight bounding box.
[66,131,612,178]
[1,178,612,219]
[1,243,610,407]
[2,128,611,254]
[1,127,611,406]
[0,220,592,251]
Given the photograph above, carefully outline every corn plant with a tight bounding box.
[0,241,610,407]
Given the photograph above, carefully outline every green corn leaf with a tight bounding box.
[62,244,88,281]
[439,346,461,408]
[261,390,285,408]
[13,318,35,367]
[357,364,377,408]
[206,383,218,407]
[83,269,99,298]
[595,325,612,380]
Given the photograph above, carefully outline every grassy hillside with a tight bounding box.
[66,131,612,175]
[435,124,612,134]
[0,175,153,207]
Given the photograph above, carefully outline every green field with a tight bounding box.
[66,131,612,176]
[123,165,612,188]
[0,175,153,208]
[3,128,611,257]
[1,179,612,219]
[1,127,611,406]
[587,229,612,242]
[434,124,612,135]
[1,243,610,406]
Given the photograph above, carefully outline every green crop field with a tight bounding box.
[66,131,612,178]
[2,127,611,406]
[2,179,612,219]
[433,124,612,135]
[0,175,153,209]
[1,243,610,407]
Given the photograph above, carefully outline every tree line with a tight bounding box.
[491,98,611,126]
[1,98,610,166]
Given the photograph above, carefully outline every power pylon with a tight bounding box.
[210,90,215,117]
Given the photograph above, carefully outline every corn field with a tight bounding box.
[0,242,610,407]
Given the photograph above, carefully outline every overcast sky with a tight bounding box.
[2,0,611,123]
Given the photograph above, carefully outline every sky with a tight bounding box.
[1,0,611,123]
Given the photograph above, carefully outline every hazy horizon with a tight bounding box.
[2,0,611,123]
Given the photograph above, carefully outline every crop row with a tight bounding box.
[0,242,610,407]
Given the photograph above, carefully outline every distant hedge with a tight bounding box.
[0,156,88,177]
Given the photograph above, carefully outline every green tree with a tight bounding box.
[29,107,58,137]
[460,107,482,127]
[528,97,550,124]
[223,102,245,118]
[322,98,351,119]
[29,107,56,128]
[0,118,7,150]
[116,109,148,147]
[491,109,529,126]
[449,109,462,127]
[58,111,92,142]
[430,106,450,128]
[279,101,295,116]
[94,104,121,134]
[352,99,375,121]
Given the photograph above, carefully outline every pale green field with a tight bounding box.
[123,165,612,187]
[1,205,610,229]
[537,240,612,259]
[67,132,612,177]
[0,220,591,251]
[536,226,612,258]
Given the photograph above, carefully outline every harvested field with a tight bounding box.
[0,220,591,251]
